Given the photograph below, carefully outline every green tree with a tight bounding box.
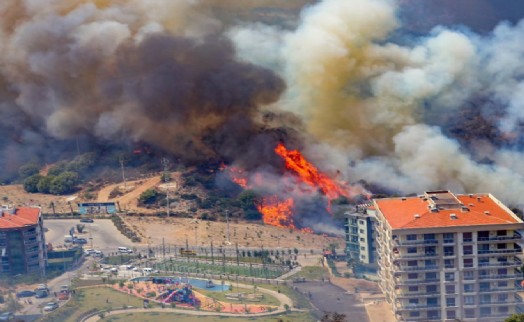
[67,152,96,173]
[47,161,68,176]
[49,171,79,195]
[506,314,524,322]
[139,189,158,204]
[23,174,43,193]
[37,175,55,193]
[18,163,40,179]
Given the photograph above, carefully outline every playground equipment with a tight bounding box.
[157,282,200,307]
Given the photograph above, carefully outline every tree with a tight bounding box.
[37,175,55,193]
[47,161,68,176]
[49,171,79,195]
[506,314,524,322]
[18,163,40,179]
[139,189,159,204]
[23,174,43,193]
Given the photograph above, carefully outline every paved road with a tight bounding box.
[293,281,369,322]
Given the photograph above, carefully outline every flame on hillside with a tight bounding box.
[223,143,368,231]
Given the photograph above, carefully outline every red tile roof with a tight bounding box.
[375,192,522,230]
[0,207,41,229]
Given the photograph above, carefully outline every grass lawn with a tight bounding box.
[254,284,311,310]
[39,286,152,322]
[101,311,315,322]
[196,287,280,307]
[286,266,329,281]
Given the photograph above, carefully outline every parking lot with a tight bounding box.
[44,219,137,253]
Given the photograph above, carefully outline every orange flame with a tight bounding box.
[274,143,350,200]
[256,196,295,228]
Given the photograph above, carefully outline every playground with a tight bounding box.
[113,276,280,314]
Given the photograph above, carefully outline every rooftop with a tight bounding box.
[375,191,522,230]
[0,207,41,229]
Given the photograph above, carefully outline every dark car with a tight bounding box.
[73,238,87,244]
[16,290,35,298]
[79,218,94,223]
[35,290,48,298]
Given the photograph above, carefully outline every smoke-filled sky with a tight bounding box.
[2,0,524,207]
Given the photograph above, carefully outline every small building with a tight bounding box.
[0,206,47,276]
[345,203,378,272]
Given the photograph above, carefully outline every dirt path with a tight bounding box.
[97,176,164,212]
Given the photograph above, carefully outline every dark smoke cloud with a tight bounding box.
[0,0,287,181]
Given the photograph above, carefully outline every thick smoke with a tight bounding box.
[0,0,287,180]
[228,0,524,206]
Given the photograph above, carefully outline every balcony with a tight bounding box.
[394,278,440,286]
[395,239,438,246]
[479,274,518,280]
[479,300,517,305]
[396,304,440,311]
[479,261,520,268]
[477,235,522,242]
[396,291,441,298]
[479,288,515,293]
[394,252,439,259]
[395,265,439,272]
[478,249,522,255]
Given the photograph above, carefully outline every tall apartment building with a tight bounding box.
[345,203,378,269]
[0,206,47,276]
[375,191,524,322]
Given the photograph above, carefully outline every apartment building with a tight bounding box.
[0,206,47,275]
[375,191,524,322]
[345,203,378,268]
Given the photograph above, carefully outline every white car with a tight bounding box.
[132,267,139,271]
[110,267,118,273]
[43,302,59,312]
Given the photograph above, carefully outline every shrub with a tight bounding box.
[23,174,43,193]
[18,163,40,179]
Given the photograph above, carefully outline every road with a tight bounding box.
[44,219,135,253]
[293,281,369,322]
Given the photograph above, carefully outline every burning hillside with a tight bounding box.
[223,143,368,232]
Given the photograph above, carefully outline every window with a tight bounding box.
[478,257,489,265]
[445,285,455,294]
[446,297,456,307]
[463,284,474,293]
[444,259,454,268]
[480,307,491,316]
[445,272,454,282]
[464,258,473,268]
[480,294,491,304]
[427,310,439,319]
[446,310,456,319]
[497,230,506,236]
[360,246,365,250]
[444,246,454,256]
[407,234,417,241]
[479,269,489,277]
[463,232,473,242]
[479,282,489,292]
[497,243,507,249]
[427,298,438,306]
[478,231,489,240]
[350,219,357,225]
[465,308,475,318]
[443,233,454,243]
[359,238,364,242]
[408,273,418,280]
[408,286,418,292]
[463,245,473,255]
[426,285,437,293]
[407,260,417,267]
[407,247,417,254]
[409,312,420,317]
[359,220,365,225]
[498,281,508,288]
[409,298,419,305]
[424,233,435,241]
[425,246,436,255]
[499,306,509,314]
[359,229,364,233]
[464,296,475,305]
[425,259,435,266]
[464,270,475,280]
[425,272,437,280]
[351,227,358,234]
[498,268,508,276]
[498,294,508,302]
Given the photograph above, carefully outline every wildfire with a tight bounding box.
[256,196,295,228]
[274,143,351,199]
[223,143,365,231]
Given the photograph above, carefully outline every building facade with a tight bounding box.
[345,203,377,266]
[0,206,47,276]
[375,191,524,322]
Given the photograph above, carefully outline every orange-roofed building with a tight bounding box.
[374,191,524,322]
[0,206,47,276]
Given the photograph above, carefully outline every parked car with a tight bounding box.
[79,218,94,223]
[0,312,14,321]
[35,284,49,292]
[16,290,35,298]
[43,302,59,312]
[35,290,48,298]
[73,238,87,245]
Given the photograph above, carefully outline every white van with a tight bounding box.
[143,267,152,273]
[118,247,129,253]
[64,235,74,243]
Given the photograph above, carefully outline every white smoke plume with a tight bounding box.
[228,0,524,206]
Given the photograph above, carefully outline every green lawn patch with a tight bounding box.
[285,266,329,281]
[196,286,280,307]
[101,311,315,322]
